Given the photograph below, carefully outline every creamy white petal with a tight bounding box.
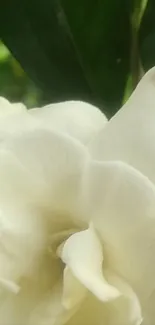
[29,282,79,325]
[0,99,35,150]
[61,226,120,301]
[0,278,20,294]
[66,293,109,325]
[104,270,142,325]
[62,266,87,309]
[0,203,65,317]
[0,252,61,325]
[89,68,155,183]
[82,160,155,323]
[0,129,89,227]
[0,110,38,145]
[0,97,26,117]
[30,101,107,145]
[67,273,142,325]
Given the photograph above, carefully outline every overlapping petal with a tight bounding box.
[66,272,142,325]
[0,125,90,324]
[0,97,26,118]
[30,101,107,145]
[0,256,61,325]
[0,128,89,224]
[82,159,155,322]
[89,68,155,183]
[0,69,155,325]
[61,226,120,302]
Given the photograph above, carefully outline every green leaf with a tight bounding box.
[61,0,132,114]
[0,42,10,62]
[139,0,155,71]
[0,1,92,103]
[0,1,133,115]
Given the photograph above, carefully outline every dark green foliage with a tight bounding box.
[0,0,153,115]
[139,0,155,70]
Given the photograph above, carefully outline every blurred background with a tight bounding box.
[0,41,43,107]
[0,0,154,116]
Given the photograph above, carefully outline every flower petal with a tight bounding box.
[62,266,87,309]
[82,160,155,322]
[0,278,20,294]
[0,97,26,118]
[66,293,109,325]
[0,129,89,227]
[104,270,142,325]
[29,282,78,325]
[60,226,120,302]
[66,272,142,325]
[30,101,107,145]
[89,68,155,183]
[0,253,61,325]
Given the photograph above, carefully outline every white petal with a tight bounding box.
[0,204,63,309]
[104,270,142,325]
[29,282,79,325]
[82,160,155,322]
[30,101,107,145]
[67,273,142,325]
[66,293,109,325]
[0,278,20,294]
[89,68,155,183]
[0,251,61,325]
[60,226,120,302]
[0,97,26,118]
[62,266,87,309]
[0,129,89,227]
[0,108,38,145]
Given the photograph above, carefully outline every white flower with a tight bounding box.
[0,68,155,325]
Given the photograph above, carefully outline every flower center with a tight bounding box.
[48,228,78,259]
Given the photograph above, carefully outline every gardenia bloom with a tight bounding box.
[1,68,155,325]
